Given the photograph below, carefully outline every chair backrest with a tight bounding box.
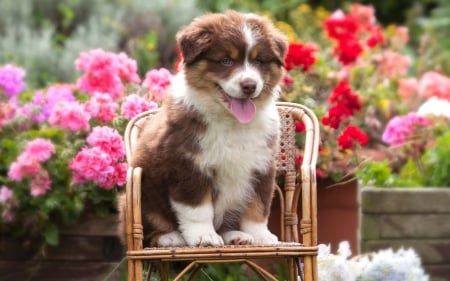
[124,101,320,246]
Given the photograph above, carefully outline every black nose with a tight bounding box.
[240,79,257,96]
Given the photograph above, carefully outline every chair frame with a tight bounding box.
[123,102,320,281]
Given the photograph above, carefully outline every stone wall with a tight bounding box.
[360,188,450,281]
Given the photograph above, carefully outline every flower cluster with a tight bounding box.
[323,4,384,65]
[318,241,429,281]
[0,50,173,245]
[280,3,450,182]
[70,127,127,190]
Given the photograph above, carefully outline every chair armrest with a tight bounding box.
[126,166,144,252]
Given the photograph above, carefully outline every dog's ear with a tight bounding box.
[272,33,288,66]
[176,26,212,64]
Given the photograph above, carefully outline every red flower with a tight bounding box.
[324,14,359,41]
[322,81,362,129]
[284,43,316,71]
[333,38,363,65]
[295,120,306,132]
[337,125,369,150]
[328,81,362,114]
[366,26,385,48]
[322,106,345,129]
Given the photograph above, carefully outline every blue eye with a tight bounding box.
[220,58,234,66]
[252,59,263,65]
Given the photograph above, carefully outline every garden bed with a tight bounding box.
[0,214,124,281]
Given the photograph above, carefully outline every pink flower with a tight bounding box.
[120,94,158,119]
[30,170,51,196]
[24,138,55,162]
[398,78,419,101]
[116,52,141,83]
[8,155,41,181]
[0,102,16,126]
[418,71,450,101]
[0,64,26,97]
[391,26,409,49]
[86,126,125,161]
[70,147,115,189]
[375,50,411,78]
[348,3,376,31]
[84,92,118,123]
[113,162,127,187]
[142,68,172,101]
[75,49,140,100]
[49,101,91,132]
[382,112,432,146]
[0,186,13,203]
[101,162,127,190]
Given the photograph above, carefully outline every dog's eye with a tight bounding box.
[220,58,234,66]
[252,59,263,66]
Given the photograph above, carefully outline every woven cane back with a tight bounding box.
[123,101,320,281]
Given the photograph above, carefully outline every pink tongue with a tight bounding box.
[229,98,256,124]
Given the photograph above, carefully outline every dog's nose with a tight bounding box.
[240,79,257,96]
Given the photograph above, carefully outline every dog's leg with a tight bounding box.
[240,195,278,245]
[171,196,224,247]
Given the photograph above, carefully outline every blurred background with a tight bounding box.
[1,0,449,89]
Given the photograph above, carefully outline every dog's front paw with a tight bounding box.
[221,230,254,245]
[252,230,279,245]
[183,228,224,247]
[241,221,279,245]
[157,231,186,247]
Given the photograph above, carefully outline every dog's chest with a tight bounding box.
[197,117,278,225]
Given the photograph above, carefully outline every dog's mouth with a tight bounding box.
[219,88,256,124]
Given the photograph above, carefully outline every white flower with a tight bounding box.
[417,97,450,119]
[317,242,429,281]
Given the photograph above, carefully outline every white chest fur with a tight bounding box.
[198,107,279,227]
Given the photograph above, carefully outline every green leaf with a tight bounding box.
[43,223,59,246]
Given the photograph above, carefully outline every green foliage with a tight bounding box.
[422,131,450,186]
[416,0,450,75]
[358,131,450,188]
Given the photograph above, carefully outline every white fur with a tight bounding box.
[158,231,186,247]
[221,230,254,245]
[171,70,280,231]
[241,220,279,245]
[171,200,224,246]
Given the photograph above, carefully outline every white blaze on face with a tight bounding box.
[218,24,264,124]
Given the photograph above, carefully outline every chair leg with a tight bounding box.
[287,258,298,281]
[128,260,135,281]
[303,256,313,281]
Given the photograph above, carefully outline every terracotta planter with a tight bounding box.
[317,177,359,255]
[0,214,124,281]
[360,187,450,281]
[268,177,359,256]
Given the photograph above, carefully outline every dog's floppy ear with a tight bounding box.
[272,32,288,66]
[176,25,212,64]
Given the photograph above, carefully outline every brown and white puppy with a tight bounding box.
[128,11,288,247]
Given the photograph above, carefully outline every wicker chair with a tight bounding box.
[123,101,320,281]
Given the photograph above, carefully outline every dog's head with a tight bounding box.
[176,11,288,124]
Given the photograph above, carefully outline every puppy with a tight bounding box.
[126,11,288,247]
